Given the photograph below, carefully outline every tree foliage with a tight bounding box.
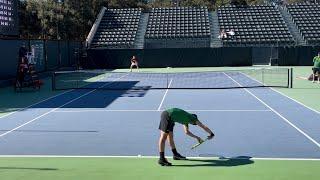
[18,0,307,40]
[19,0,110,40]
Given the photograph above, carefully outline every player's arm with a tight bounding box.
[183,125,202,143]
[195,121,215,139]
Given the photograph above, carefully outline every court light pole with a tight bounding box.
[57,0,63,67]
[40,2,45,40]
[57,0,62,40]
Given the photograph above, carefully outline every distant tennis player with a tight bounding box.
[158,108,215,166]
[312,52,320,83]
[130,55,139,72]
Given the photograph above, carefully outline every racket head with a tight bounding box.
[191,138,208,150]
[191,142,203,149]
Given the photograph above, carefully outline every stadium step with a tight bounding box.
[278,6,307,46]
[86,7,107,48]
[210,12,223,48]
[134,13,149,49]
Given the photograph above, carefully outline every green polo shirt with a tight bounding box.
[313,56,320,68]
[166,108,198,125]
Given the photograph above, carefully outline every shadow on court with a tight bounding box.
[0,80,154,112]
[174,156,254,167]
[0,167,58,171]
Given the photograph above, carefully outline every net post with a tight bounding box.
[287,68,290,88]
[290,68,293,88]
[76,72,79,89]
[166,72,169,88]
[262,68,264,86]
[52,72,56,91]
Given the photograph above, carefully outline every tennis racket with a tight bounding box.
[191,137,209,150]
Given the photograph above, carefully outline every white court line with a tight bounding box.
[270,88,320,114]
[0,155,319,161]
[0,89,74,119]
[240,72,320,115]
[157,79,173,111]
[224,72,320,149]
[54,109,272,113]
[0,74,129,138]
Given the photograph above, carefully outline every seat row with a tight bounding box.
[92,8,142,48]
[287,3,320,44]
[146,7,210,39]
[218,5,294,45]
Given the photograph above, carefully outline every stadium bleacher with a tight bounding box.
[145,7,211,48]
[91,8,142,48]
[287,3,320,45]
[85,5,320,68]
[217,5,295,46]
[146,7,210,39]
[87,4,320,49]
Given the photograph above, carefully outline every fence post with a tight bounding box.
[67,40,71,66]
[52,72,56,91]
[58,40,61,68]
[44,39,48,71]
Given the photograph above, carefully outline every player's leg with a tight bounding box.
[159,131,168,153]
[315,69,319,83]
[132,64,139,72]
[168,132,187,160]
[312,68,315,82]
[167,131,176,149]
[158,131,172,166]
[130,64,133,72]
[158,111,172,166]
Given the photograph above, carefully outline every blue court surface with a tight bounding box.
[0,73,320,159]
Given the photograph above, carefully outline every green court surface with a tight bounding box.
[274,66,320,112]
[0,157,319,180]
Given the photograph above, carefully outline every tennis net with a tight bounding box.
[52,68,292,90]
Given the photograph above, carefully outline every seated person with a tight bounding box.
[18,57,29,83]
[218,30,227,39]
[16,56,42,89]
[312,52,320,83]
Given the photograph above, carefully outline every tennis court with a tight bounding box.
[0,67,320,180]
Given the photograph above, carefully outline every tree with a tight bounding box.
[147,0,175,8]
[19,0,102,40]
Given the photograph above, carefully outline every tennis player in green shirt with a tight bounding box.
[158,108,215,166]
[312,52,320,83]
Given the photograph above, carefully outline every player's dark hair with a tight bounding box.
[191,114,198,125]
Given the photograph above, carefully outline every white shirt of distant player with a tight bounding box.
[131,61,138,66]
[131,58,138,66]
